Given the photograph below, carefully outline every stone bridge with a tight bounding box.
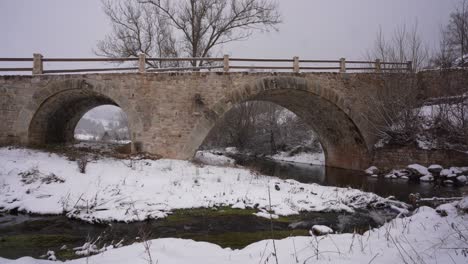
[0,70,466,170]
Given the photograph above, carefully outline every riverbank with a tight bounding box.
[0,147,407,223]
[267,151,324,165]
[2,199,467,264]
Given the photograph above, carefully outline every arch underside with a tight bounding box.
[250,89,370,170]
[185,78,371,170]
[28,89,117,145]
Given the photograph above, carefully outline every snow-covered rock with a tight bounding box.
[443,180,454,185]
[310,225,333,236]
[46,251,56,261]
[407,164,429,176]
[441,167,463,177]
[194,150,236,166]
[456,175,467,184]
[428,164,443,174]
[420,174,434,182]
[224,147,238,154]
[365,166,379,175]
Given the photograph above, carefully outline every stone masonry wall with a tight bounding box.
[372,146,468,170]
[0,69,467,170]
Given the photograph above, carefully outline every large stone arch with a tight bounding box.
[180,76,372,170]
[14,79,140,148]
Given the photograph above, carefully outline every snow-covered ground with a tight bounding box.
[194,150,236,166]
[268,151,325,165]
[74,133,96,141]
[0,147,406,223]
[2,200,467,264]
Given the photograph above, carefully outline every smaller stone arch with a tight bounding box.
[19,79,138,148]
[180,76,372,170]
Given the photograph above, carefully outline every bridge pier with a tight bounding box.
[1,70,466,170]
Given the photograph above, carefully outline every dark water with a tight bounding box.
[0,157,463,260]
[233,156,463,202]
[0,207,396,260]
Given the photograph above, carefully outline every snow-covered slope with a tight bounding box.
[0,148,406,223]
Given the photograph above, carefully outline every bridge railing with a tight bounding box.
[0,53,412,75]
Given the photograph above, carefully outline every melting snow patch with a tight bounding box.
[253,211,279,219]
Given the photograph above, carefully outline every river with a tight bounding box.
[0,157,462,260]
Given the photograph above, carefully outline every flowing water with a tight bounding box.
[0,157,463,260]
[233,156,462,202]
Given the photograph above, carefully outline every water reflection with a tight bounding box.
[235,157,461,202]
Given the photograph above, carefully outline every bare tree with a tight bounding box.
[364,75,423,145]
[96,0,179,68]
[201,101,321,155]
[442,0,468,67]
[138,0,282,66]
[431,27,458,68]
[367,23,429,71]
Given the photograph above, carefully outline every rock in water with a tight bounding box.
[428,164,443,174]
[310,225,333,236]
[365,166,379,175]
[420,175,434,182]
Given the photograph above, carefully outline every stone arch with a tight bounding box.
[17,79,139,147]
[180,76,371,170]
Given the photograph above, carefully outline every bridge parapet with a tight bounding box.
[0,54,412,75]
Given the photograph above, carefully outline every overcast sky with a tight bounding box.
[0,0,460,60]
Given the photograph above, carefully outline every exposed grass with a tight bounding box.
[165,207,258,223]
[0,234,81,260]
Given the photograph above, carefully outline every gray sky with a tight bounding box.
[0,0,460,60]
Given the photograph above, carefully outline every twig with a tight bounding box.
[268,183,279,264]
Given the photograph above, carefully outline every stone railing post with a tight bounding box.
[407,61,413,72]
[293,56,300,73]
[223,55,230,72]
[375,59,381,73]
[33,53,43,75]
[339,58,346,73]
[138,53,146,73]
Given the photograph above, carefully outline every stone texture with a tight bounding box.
[0,70,467,170]
[373,146,468,170]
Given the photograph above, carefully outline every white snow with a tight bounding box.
[0,148,406,223]
[253,211,279,219]
[1,201,467,264]
[311,225,333,235]
[365,166,378,175]
[428,164,443,171]
[224,147,238,154]
[268,151,324,165]
[420,175,434,182]
[74,133,96,141]
[458,197,468,210]
[457,175,467,183]
[194,150,236,166]
[407,164,429,175]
